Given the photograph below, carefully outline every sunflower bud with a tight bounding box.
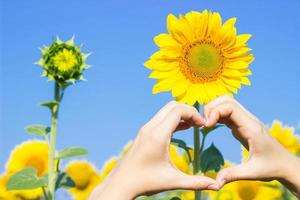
[36,36,91,85]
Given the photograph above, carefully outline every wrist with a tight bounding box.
[90,169,139,200]
[279,154,300,198]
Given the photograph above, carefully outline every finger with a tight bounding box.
[175,121,192,131]
[205,101,251,129]
[156,104,205,138]
[144,101,180,129]
[203,95,233,119]
[173,172,220,191]
[216,163,256,187]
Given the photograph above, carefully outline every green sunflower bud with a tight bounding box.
[36,36,91,85]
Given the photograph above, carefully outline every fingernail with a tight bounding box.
[207,183,219,191]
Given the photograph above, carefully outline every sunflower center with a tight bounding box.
[180,40,224,83]
[237,182,259,200]
[52,48,78,72]
[25,156,46,176]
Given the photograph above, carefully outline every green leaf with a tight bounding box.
[55,172,75,190]
[39,101,59,109]
[7,168,48,190]
[201,124,224,136]
[170,197,181,200]
[55,147,88,160]
[25,125,50,136]
[171,138,192,162]
[200,143,224,173]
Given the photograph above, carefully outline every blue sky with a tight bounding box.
[1,0,300,175]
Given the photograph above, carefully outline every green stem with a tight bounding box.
[48,82,60,200]
[193,103,201,200]
[42,187,49,200]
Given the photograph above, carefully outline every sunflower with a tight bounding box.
[36,36,90,84]
[145,10,254,105]
[243,120,300,160]
[99,157,119,181]
[269,120,300,154]
[208,180,282,200]
[169,144,191,174]
[65,160,101,200]
[5,140,49,199]
[0,173,21,200]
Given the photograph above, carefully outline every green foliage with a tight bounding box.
[55,146,88,160]
[55,172,75,190]
[7,168,48,190]
[200,143,224,173]
[25,124,50,137]
[171,138,192,162]
[39,101,59,110]
[200,124,224,136]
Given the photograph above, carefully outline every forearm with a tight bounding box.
[89,172,137,200]
[280,154,300,198]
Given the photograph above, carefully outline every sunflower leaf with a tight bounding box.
[171,138,192,162]
[200,143,224,173]
[25,124,50,136]
[55,146,88,160]
[39,101,59,110]
[200,124,224,136]
[55,172,75,190]
[7,168,48,190]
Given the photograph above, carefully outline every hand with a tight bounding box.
[203,95,300,198]
[89,101,219,200]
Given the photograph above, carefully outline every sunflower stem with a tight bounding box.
[193,102,202,200]
[48,81,60,200]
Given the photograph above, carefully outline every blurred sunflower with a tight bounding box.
[145,10,254,105]
[0,173,21,200]
[5,140,49,199]
[243,120,300,159]
[65,160,101,200]
[269,120,300,154]
[169,145,191,174]
[99,157,119,181]
[208,180,282,200]
[36,36,90,84]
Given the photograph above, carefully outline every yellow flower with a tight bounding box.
[243,120,300,160]
[208,180,282,200]
[37,36,90,83]
[269,120,300,154]
[5,140,49,199]
[145,10,254,105]
[99,157,119,181]
[65,160,101,200]
[169,145,191,174]
[180,191,194,200]
[52,48,79,72]
[0,173,22,200]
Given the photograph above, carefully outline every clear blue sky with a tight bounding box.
[1,0,300,174]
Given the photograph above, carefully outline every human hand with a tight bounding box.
[203,95,300,197]
[89,101,219,200]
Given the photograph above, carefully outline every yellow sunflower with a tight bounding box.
[65,160,101,200]
[243,120,300,160]
[169,145,191,174]
[5,140,49,199]
[0,173,22,200]
[145,10,254,105]
[269,120,300,154]
[208,180,282,200]
[99,157,119,181]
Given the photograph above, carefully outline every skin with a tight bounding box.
[90,96,300,199]
[203,95,300,198]
[89,101,219,200]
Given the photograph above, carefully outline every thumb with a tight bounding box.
[216,163,256,187]
[173,171,220,191]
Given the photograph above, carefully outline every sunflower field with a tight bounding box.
[1,1,300,200]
